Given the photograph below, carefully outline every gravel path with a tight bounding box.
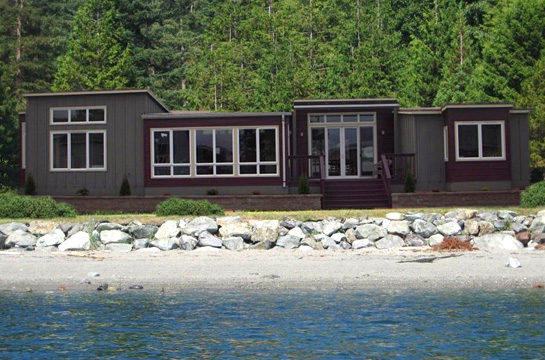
[0,248,543,292]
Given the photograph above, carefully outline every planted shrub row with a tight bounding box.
[156,198,224,216]
[521,181,545,208]
[0,193,77,218]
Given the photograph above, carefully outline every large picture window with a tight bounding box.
[51,106,106,124]
[151,127,278,178]
[455,121,505,161]
[50,131,106,171]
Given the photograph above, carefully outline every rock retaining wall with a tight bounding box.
[1,209,544,253]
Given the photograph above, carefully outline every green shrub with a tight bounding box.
[156,198,224,216]
[404,172,416,193]
[119,175,131,196]
[298,174,310,194]
[0,193,77,218]
[521,181,545,208]
[207,189,219,196]
[24,173,37,196]
[76,187,89,196]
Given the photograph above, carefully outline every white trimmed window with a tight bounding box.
[443,126,448,162]
[152,130,191,177]
[50,131,106,171]
[50,106,106,124]
[238,128,278,175]
[195,129,234,176]
[455,121,505,161]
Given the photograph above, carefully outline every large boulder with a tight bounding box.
[301,221,323,235]
[375,235,404,249]
[322,237,339,250]
[342,218,359,230]
[58,231,90,251]
[183,217,218,236]
[437,222,462,236]
[219,222,252,240]
[96,222,123,232]
[216,216,240,227]
[386,212,405,221]
[198,232,222,248]
[128,225,158,239]
[100,230,132,244]
[280,217,298,229]
[133,238,149,250]
[222,237,244,251]
[276,235,301,249]
[150,238,178,251]
[385,221,410,236]
[287,227,305,240]
[405,233,425,247]
[155,220,180,239]
[411,219,437,238]
[322,220,342,236]
[37,229,65,247]
[352,239,373,249]
[179,235,198,251]
[251,220,280,243]
[355,224,386,241]
[472,234,524,253]
[105,243,133,253]
[28,221,57,236]
[428,234,444,246]
[5,230,37,248]
[0,222,28,236]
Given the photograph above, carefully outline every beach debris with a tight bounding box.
[97,283,108,291]
[80,279,91,285]
[88,272,100,277]
[57,286,67,291]
[129,285,143,290]
[432,236,475,252]
[533,283,545,289]
[505,257,522,268]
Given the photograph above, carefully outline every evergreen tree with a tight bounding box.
[0,62,19,188]
[52,0,132,90]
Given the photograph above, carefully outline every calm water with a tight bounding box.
[1,289,544,359]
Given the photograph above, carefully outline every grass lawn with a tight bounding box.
[0,206,543,225]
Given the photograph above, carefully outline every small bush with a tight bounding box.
[404,172,416,193]
[521,181,545,208]
[0,193,77,218]
[530,167,544,184]
[119,175,131,196]
[207,189,219,196]
[24,174,37,196]
[76,187,89,196]
[298,174,310,194]
[432,236,476,252]
[156,198,224,216]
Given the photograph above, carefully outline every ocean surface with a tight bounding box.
[1,288,544,359]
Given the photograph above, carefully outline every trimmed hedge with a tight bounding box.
[156,198,224,216]
[521,181,545,208]
[0,193,77,218]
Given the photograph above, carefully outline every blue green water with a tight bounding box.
[1,289,544,359]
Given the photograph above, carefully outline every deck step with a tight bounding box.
[323,179,390,209]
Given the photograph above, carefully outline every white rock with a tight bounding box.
[155,220,180,239]
[179,235,198,251]
[437,222,462,236]
[183,217,218,235]
[287,227,305,240]
[5,230,37,248]
[88,272,100,277]
[198,232,222,248]
[342,218,359,230]
[472,234,524,253]
[276,235,301,249]
[428,234,444,246]
[37,229,65,247]
[322,220,342,236]
[505,257,521,268]
[105,243,133,253]
[150,238,178,251]
[352,239,373,249]
[331,232,347,243]
[386,212,405,221]
[100,230,132,244]
[223,237,244,251]
[355,224,387,241]
[0,223,28,236]
[385,221,410,236]
[58,231,90,251]
[219,222,253,240]
[299,245,314,253]
[375,235,405,249]
[216,216,241,227]
[137,247,161,253]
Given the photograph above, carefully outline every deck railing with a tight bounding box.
[288,155,325,206]
[379,154,392,207]
[384,153,416,183]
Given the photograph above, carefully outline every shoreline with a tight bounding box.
[1,249,544,292]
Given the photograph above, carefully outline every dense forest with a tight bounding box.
[0,0,544,187]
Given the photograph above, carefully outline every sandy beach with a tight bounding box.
[0,248,543,292]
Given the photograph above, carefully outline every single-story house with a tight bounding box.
[19,89,531,208]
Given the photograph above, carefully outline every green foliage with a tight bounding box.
[298,175,310,195]
[24,174,37,196]
[0,193,77,218]
[119,175,131,196]
[76,187,89,196]
[404,172,416,193]
[52,0,132,91]
[521,182,545,208]
[156,198,224,216]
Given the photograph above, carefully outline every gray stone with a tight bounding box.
[355,224,387,241]
[322,220,342,236]
[411,219,437,238]
[137,247,161,253]
[405,213,425,222]
[313,233,327,242]
[342,218,359,230]
[183,217,218,236]
[5,230,36,248]
[437,222,462,236]
[322,237,338,250]
[280,217,297,229]
[385,221,410,236]
[405,233,425,247]
[58,222,75,235]
[493,220,507,231]
[422,213,441,223]
[100,230,132,244]
[530,216,545,232]
[198,231,222,248]
[428,234,444,246]
[345,229,358,244]
[216,216,240,227]
[472,234,524,253]
[67,223,86,238]
[219,222,253,240]
[510,222,527,234]
[276,235,301,249]
[222,237,244,251]
[386,212,405,221]
[150,238,178,251]
[463,220,480,236]
[58,231,90,251]
[478,221,495,235]
[179,235,198,251]
[105,243,133,253]
[248,241,275,250]
[331,232,346,243]
[340,241,351,249]
[96,222,123,232]
[155,220,180,239]
[287,227,306,240]
[0,232,6,248]
[0,222,28,236]
[498,210,517,220]
[477,212,498,223]
[128,225,158,239]
[251,221,280,243]
[300,237,318,249]
[375,235,405,249]
[36,229,65,247]
[301,221,323,235]
[352,239,373,249]
[133,238,149,250]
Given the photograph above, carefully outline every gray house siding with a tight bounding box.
[509,112,530,189]
[25,92,166,196]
